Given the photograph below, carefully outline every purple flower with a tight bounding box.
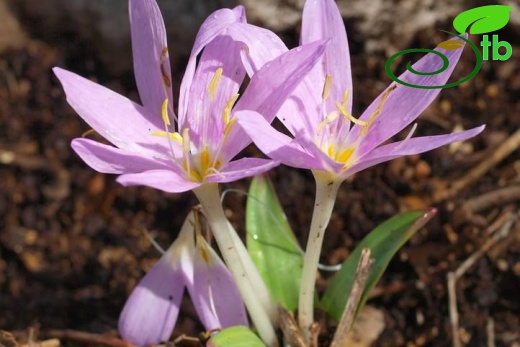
[232,0,485,337]
[53,0,326,194]
[53,0,328,344]
[236,0,485,179]
[119,211,248,347]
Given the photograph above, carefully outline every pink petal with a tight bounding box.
[293,132,345,173]
[182,35,245,148]
[129,0,175,120]
[226,23,288,75]
[71,138,172,174]
[235,110,324,170]
[118,253,185,347]
[227,40,327,159]
[189,240,248,330]
[349,37,467,156]
[53,68,167,157]
[346,125,485,177]
[117,169,201,193]
[301,0,353,114]
[276,0,353,138]
[179,7,246,126]
[205,158,278,184]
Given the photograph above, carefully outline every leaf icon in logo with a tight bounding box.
[453,5,513,34]
[437,39,465,50]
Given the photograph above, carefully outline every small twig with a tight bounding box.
[308,323,320,347]
[330,248,374,347]
[462,185,520,213]
[1,330,21,346]
[454,212,516,278]
[447,272,461,347]
[278,306,308,347]
[436,127,520,202]
[447,212,518,347]
[20,339,60,347]
[486,317,495,347]
[42,330,132,347]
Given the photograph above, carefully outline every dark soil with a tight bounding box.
[1,7,519,347]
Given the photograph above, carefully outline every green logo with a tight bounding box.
[385,5,514,89]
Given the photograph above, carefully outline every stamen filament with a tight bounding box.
[341,89,350,109]
[151,130,183,144]
[404,123,418,142]
[223,93,240,126]
[182,128,191,173]
[336,102,367,126]
[394,123,418,152]
[317,111,339,134]
[362,84,397,135]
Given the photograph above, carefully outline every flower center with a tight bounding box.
[315,75,395,171]
[315,75,363,167]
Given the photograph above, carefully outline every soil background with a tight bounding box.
[1,1,519,346]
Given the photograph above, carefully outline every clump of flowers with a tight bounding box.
[54,0,485,345]
[235,0,484,334]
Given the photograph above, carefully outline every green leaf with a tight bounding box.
[246,175,303,311]
[453,5,513,34]
[321,209,436,321]
[207,326,265,347]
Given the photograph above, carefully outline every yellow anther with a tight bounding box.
[336,102,367,126]
[224,117,237,137]
[171,132,183,144]
[161,99,171,126]
[223,93,239,125]
[322,74,333,101]
[362,84,397,135]
[208,67,223,100]
[317,111,339,133]
[151,130,183,144]
[337,148,354,163]
[160,47,172,87]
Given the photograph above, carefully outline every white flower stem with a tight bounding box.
[228,220,279,323]
[298,172,342,341]
[194,183,279,347]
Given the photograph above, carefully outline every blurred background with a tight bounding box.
[0,0,519,345]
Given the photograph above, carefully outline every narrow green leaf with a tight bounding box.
[246,175,303,311]
[322,209,436,321]
[453,5,513,34]
[207,326,265,347]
